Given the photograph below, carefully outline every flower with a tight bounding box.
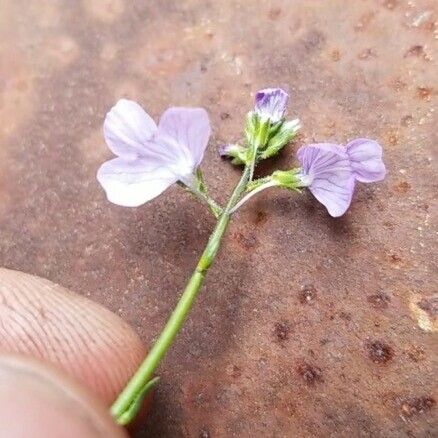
[296,139,386,217]
[97,99,211,207]
[254,88,289,123]
[297,144,355,217]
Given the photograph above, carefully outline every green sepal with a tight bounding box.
[116,377,160,426]
[255,118,270,151]
[259,119,300,160]
[267,120,283,138]
[244,111,259,145]
[221,143,249,166]
[271,169,302,191]
[196,168,208,194]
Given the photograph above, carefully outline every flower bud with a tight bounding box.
[254,88,289,123]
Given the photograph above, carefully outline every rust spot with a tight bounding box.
[297,363,323,385]
[367,292,391,309]
[274,321,290,341]
[299,285,317,304]
[367,340,394,364]
[394,181,411,193]
[331,50,341,62]
[389,253,402,263]
[417,87,433,101]
[358,48,376,60]
[302,30,326,51]
[401,396,436,418]
[268,7,281,20]
[253,210,268,226]
[354,12,375,31]
[382,0,398,10]
[388,133,398,146]
[226,364,242,378]
[338,311,352,321]
[383,221,394,229]
[391,78,407,92]
[409,294,438,332]
[405,345,426,363]
[233,231,258,250]
[404,45,424,58]
[401,115,414,126]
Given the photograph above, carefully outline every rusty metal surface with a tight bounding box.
[0,0,437,436]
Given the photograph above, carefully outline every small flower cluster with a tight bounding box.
[219,88,300,165]
[99,88,387,423]
[222,88,386,216]
[97,88,385,217]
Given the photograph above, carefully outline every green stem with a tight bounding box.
[229,180,278,214]
[111,165,251,423]
[248,119,269,181]
[183,185,223,219]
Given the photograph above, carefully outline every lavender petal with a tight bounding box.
[158,107,211,167]
[255,88,289,123]
[103,99,158,159]
[346,138,386,183]
[97,157,178,207]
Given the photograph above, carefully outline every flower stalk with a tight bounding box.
[178,181,223,218]
[97,89,386,426]
[110,165,251,425]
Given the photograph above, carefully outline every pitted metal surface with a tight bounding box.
[0,1,436,436]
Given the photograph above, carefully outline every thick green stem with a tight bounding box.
[111,166,251,423]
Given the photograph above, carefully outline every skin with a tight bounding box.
[0,268,147,437]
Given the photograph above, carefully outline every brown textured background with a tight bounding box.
[0,0,437,436]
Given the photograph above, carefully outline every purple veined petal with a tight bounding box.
[254,88,289,123]
[158,107,211,167]
[97,157,178,207]
[297,144,355,217]
[346,138,386,183]
[103,99,158,158]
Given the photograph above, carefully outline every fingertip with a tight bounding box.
[0,355,127,438]
[0,268,146,404]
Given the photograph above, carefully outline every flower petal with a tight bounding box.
[158,107,211,167]
[97,157,177,207]
[297,144,355,217]
[346,138,386,183]
[255,88,289,123]
[103,99,158,158]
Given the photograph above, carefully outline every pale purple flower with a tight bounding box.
[297,144,355,217]
[345,138,386,183]
[97,99,211,207]
[297,139,386,217]
[254,88,289,123]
